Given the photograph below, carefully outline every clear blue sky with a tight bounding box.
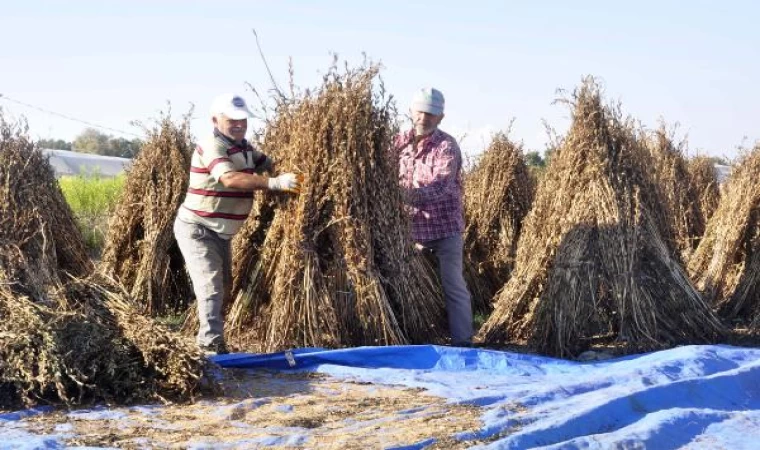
[1,1,758,159]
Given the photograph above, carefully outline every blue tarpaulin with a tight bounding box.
[2,344,759,449]
[214,345,760,449]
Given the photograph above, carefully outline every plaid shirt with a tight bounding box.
[394,129,465,242]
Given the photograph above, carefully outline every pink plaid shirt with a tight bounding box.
[394,129,465,242]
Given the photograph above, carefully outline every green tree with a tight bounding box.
[525,151,545,168]
[108,137,143,158]
[72,128,143,158]
[38,138,72,150]
[73,128,110,154]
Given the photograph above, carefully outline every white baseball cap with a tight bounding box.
[210,93,253,120]
[411,87,445,115]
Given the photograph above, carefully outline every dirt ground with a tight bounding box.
[14,369,496,449]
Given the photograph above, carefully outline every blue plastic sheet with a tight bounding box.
[215,344,760,449]
[2,344,760,449]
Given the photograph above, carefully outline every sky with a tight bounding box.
[1,1,758,159]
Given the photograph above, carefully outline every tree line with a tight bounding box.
[39,128,143,158]
[41,129,730,167]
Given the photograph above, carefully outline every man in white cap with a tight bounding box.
[174,93,300,355]
[393,87,473,346]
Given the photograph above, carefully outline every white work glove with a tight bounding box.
[267,173,301,194]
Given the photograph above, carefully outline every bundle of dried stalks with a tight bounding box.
[477,79,724,357]
[230,198,274,300]
[463,133,535,312]
[0,113,210,409]
[689,148,760,324]
[0,267,209,408]
[101,113,194,315]
[61,276,210,402]
[226,63,447,352]
[0,113,92,279]
[644,127,705,261]
[687,156,721,226]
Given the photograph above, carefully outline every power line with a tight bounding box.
[0,93,142,138]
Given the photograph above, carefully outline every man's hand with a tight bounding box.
[267,173,302,194]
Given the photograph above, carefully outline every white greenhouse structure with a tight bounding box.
[42,149,132,178]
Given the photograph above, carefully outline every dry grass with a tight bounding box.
[100,112,194,316]
[689,147,760,324]
[463,132,535,313]
[477,78,725,357]
[226,62,447,352]
[0,111,212,409]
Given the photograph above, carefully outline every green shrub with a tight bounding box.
[59,173,125,255]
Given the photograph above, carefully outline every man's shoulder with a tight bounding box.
[431,129,461,151]
[198,133,232,154]
[198,134,219,150]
